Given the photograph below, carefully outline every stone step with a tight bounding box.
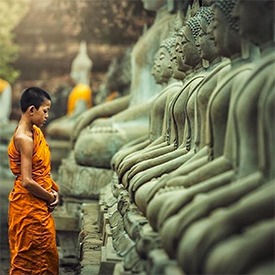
[54,215,80,232]
[79,201,103,275]
[99,236,123,275]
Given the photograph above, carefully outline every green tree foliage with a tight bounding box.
[0,0,30,83]
[57,0,155,44]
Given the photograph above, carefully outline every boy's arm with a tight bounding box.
[15,134,56,204]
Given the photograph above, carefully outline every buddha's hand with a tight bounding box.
[166,176,185,187]
[48,190,59,212]
[146,174,169,204]
[71,114,89,144]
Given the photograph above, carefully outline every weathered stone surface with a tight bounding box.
[79,202,103,274]
[58,153,113,199]
[147,249,183,275]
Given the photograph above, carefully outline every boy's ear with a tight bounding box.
[28,105,35,115]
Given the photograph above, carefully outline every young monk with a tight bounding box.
[7,87,59,274]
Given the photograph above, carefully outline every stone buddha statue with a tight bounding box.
[206,75,275,273]
[128,5,233,215]
[71,0,177,170]
[145,0,261,232]
[180,80,275,274]
[47,41,93,140]
[159,0,274,273]
[179,180,274,274]
[0,78,12,126]
[111,34,184,173]
[205,215,275,274]
[0,78,17,177]
[107,0,202,217]
[45,41,93,171]
[112,13,187,178]
[116,11,209,196]
[97,0,274,273]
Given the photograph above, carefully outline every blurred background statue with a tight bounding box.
[46,41,93,172]
[0,78,12,125]
[0,78,17,177]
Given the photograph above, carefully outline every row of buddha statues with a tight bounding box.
[47,0,274,273]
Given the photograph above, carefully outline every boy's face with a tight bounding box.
[32,99,51,127]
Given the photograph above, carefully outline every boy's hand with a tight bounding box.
[48,190,59,212]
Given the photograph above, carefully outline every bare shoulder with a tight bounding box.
[14,130,33,153]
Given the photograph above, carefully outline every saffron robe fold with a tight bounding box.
[8,125,59,275]
[67,83,92,115]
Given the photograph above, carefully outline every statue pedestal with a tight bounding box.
[54,153,113,267]
[48,139,71,175]
[58,152,113,199]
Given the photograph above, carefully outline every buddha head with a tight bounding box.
[159,36,177,81]
[174,10,204,73]
[151,36,176,84]
[151,49,164,84]
[175,27,189,73]
[213,0,240,58]
[171,34,186,80]
[180,14,202,70]
[196,6,218,63]
[70,41,93,86]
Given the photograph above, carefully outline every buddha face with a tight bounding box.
[213,7,230,57]
[181,26,201,68]
[198,20,218,62]
[171,45,186,80]
[159,48,173,80]
[195,30,202,57]
[175,28,197,72]
[151,50,163,84]
[175,33,186,72]
[141,0,166,11]
[152,47,173,84]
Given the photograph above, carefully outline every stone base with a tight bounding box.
[58,152,113,199]
[54,156,113,273]
[53,199,82,265]
[147,249,184,275]
[57,231,80,263]
[79,202,103,275]
[99,237,123,275]
[47,138,71,173]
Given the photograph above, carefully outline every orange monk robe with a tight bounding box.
[0,78,9,93]
[67,83,92,115]
[8,125,59,275]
